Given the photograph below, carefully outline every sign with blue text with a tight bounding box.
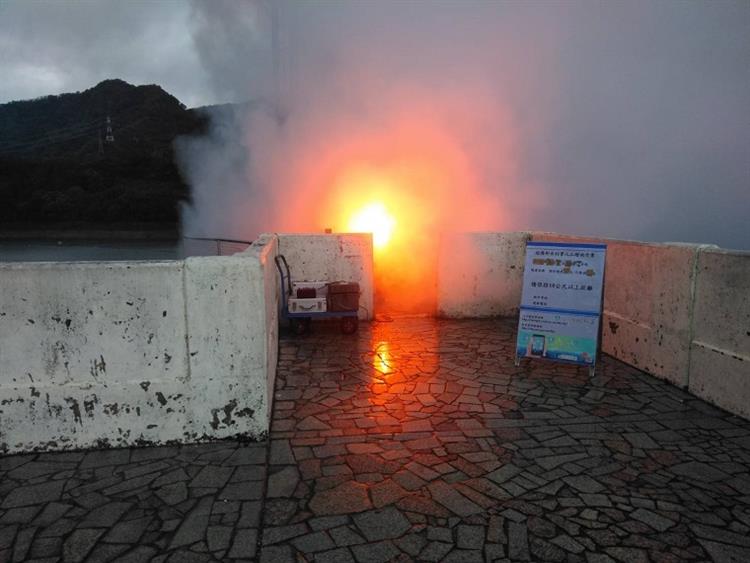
[515,241,607,375]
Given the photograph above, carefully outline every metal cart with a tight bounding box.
[275,255,358,335]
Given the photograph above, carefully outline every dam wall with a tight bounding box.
[0,236,280,453]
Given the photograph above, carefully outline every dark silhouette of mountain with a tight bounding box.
[0,79,208,230]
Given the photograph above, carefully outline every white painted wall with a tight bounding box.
[0,236,280,453]
[275,233,374,320]
[437,232,530,318]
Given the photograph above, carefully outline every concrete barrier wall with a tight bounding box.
[437,231,749,419]
[276,233,374,320]
[247,234,280,427]
[530,233,700,388]
[689,248,750,418]
[437,232,531,318]
[598,242,697,387]
[0,237,280,453]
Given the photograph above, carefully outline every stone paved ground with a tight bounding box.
[2,318,750,563]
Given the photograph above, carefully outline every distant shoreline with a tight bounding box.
[0,224,179,241]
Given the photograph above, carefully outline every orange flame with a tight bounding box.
[347,201,396,250]
[275,108,512,314]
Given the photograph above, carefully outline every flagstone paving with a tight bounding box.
[2,317,750,562]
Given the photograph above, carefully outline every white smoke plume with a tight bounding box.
[177,0,750,251]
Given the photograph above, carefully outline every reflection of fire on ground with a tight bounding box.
[372,341,394,377]
[268,315,750,563]
[367,319,439,390]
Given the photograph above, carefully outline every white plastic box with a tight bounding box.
[288,297,327,313]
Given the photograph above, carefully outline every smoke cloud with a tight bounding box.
[179,2,534,244]
[179,1,749,253]
[177,1,750,311]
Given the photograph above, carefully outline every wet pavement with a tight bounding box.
[2,317,750,562]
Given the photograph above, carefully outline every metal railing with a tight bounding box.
[181,236,252,257]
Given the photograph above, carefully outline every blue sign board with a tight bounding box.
[515,242,607,375]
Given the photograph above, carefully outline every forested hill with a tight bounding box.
[0,79,208,229]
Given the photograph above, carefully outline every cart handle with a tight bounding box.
[274,254,293,296]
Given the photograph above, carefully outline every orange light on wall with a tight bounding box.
[347,201,396,250]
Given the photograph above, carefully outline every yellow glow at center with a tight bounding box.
[347,202,396,250]
[373,341,392,375]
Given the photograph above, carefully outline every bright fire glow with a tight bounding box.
[280,112,511,313]
[347,202,396,250]
[373,341,392,375]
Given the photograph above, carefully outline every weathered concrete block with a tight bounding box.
[437,232,530,318]
[276,233,374,320]
[0,261,189,451]
[689,248,750,418]
[0,260,186,384]
[184,255,268,440]
[0,236,280,453]
[258,235,280,422]
[531,233,698,387]
[599,242,698,387]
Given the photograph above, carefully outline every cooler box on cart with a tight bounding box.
[292,281,328,298]
[288,281,328,312]
[288,297,327,313]
[275,254,361,334]
[327,282,360,312]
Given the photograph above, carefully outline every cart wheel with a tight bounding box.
[341,317,358,334]
[290,318,309,335]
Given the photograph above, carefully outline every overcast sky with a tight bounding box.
[0,0,211,107]
[1,0,748,248]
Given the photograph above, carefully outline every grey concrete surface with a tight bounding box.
[1,318,749,562]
